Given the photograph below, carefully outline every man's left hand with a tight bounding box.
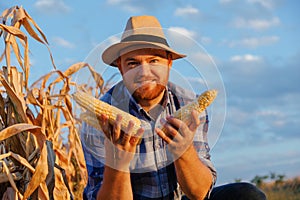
[155,110,200,157]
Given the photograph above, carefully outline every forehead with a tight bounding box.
[120,48,167,59]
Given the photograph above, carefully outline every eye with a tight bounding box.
[127,61,139,68]
[149,58,159,64]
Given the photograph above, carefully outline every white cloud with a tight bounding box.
[122,5,141,13]
[233,17,280,31]
[191,52,214,63]
[255,109,283,117]
[106,0,128,4]
[52,37,75,49]
[247,0,275,9]
[34,0,70,14]
[227,36,279,48]
[200,36,212,45]
[106,0,143,12]
[174,5,199,17]
[168,27,196,39]
[219,0,235,4]
[230,54,262,62]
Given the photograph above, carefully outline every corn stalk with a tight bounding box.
[0,5,106,199]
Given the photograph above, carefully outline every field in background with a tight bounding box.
[259,177,300,200]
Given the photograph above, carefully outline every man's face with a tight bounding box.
[118,48,172,102]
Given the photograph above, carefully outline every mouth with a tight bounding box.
[136,79,156,85]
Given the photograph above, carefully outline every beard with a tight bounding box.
[132,83,165,101]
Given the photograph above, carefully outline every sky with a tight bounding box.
[1,0,299,185]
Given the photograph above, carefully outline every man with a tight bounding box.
[82,15,266,200]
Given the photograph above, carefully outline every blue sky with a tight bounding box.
[1,0,299,185]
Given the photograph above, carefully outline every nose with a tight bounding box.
[138,62,151,76]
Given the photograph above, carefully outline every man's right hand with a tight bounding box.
[98,114,144,171]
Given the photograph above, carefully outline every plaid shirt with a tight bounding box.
[81,81,217,200]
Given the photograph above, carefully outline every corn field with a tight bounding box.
[0,5,105,199]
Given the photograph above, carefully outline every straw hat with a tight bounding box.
[102,15,186,67]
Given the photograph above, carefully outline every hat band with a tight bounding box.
[121,34,169,47]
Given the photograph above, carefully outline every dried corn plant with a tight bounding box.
[0,5,108,199]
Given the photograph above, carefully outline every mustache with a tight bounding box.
[134,77,157,83]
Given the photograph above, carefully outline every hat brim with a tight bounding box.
[102,41,186,67]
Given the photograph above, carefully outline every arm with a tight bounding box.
[173,145,213,200]
[156,110,214,200]
[96,114,144,200]
[97,166,132,200]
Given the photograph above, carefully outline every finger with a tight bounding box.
[135,127,144,138]
[162,116,183,139]
[155,128,172,144]
[161,121,178,139]
[166,116,191,138]
[113,114,122,143]
[189,110,200,132]
[122,120,134,144]
[166,116,182,130]
[97,114,110,139]
[130,127,144,145]
[129,136,137,145]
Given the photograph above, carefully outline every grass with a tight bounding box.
[259,177,300,200]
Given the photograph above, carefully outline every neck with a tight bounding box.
[137,89,165,112]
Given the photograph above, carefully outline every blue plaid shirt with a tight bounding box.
[81,81,217,200]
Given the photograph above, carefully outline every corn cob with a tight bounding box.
[79,110,144,145]
[73,91,142,135]
[80,111,103,130]
[162,89,217,132]
[73,89,217,137]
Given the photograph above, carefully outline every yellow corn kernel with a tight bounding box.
[72,91,142,135]
[80,111,102,130]
[162,89,217,132]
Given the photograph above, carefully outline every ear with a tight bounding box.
[116,58,123,74]
[167,54,173,68]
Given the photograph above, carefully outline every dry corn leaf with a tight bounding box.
[0,123,45,149]
[21,14,56,69]
[26,88,42,106]
[10,6,25,26]
[22,17,45,44]
[0,93,7,125]
[0,51,5,63]
[0,23,28,77]
[0,152,35,173]
[1,6,17,22]
[9,36,24,69]
[1,6,56,89]
[30,70,64,92]
[38,181,49,200]
[23,8,49,44]
[1,160,23,199]
[3,66,24,97]
[52,62,88,84]
[1,187,17,200]
[87,65,104,92]
[1,5,89,199]
[22,142,48,199]
[52,62,104,94]
[0,24,26,40]
[0,74,27,123]
[53,167,71,200]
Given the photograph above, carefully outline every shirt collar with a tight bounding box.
[122,83,173,114]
